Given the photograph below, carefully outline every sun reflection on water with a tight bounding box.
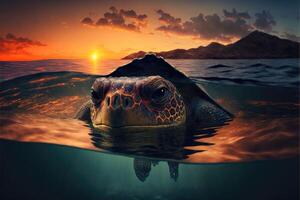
[89,51,101,74]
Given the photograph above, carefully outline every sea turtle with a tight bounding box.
[75,54,233,131]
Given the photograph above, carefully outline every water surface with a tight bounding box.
[0,59,298,163]
[0,58,299,199]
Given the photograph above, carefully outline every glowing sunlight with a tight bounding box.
[90,51,100,62]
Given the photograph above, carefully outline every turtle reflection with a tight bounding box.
[89,126,218,182]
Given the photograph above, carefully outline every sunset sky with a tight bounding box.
[0,0,299,61]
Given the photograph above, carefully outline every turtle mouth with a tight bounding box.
[93,122,184,132]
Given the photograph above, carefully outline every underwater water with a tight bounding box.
[0,58,299,199]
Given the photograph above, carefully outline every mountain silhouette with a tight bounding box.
[123,31,300,59]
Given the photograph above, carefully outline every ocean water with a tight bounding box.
[0,58,299,87]
[0,58,299,199]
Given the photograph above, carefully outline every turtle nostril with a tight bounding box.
[111,94,121,109]
[122,96,133,109]
[106,96,110,106]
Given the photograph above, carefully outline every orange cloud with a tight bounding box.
[0,33,46,61]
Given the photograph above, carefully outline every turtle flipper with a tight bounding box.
[190,98,233,128]
[152,160,159,167]
[133,158,152,182]
[168,161,179,181]
[74,100,93,122]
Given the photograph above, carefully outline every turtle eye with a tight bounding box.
[151,86,171,105]
[91,89,103,105]
[151,87,168,100]
[91,78,111,106]
[91,89,100,100]
[139,77,173,107]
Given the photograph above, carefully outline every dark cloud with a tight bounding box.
[0,33,46,54]
[223,8,251,20]
[81,6,147,32]
[5,33,45,46]
[156,9,252,41]
[281,32,300,42]
[96,18,109,26]
[254,10,276,32]
[156,9,181,25]
[120,9,147,21]
[81,17,94,26]
[81,7,279,41]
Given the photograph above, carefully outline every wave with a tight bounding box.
[207,64,232,69]
[191,76,265,85]
[243,63,298,70]
[206,63,298,71]
[275,65,298,70]
[189,75,297,88]
[247,63,273,68]
[285,68,300,77]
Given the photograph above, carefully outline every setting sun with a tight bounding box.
[90,52,99,61]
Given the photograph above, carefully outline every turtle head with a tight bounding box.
[90,76,186,131]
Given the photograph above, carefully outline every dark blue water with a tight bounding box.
[0,58,299,199]
[0,140,298,200]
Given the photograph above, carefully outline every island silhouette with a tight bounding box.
[123,31,300,59]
